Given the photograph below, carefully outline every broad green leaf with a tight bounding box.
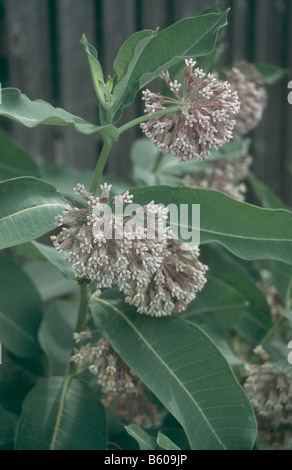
[130,186,292,265]
[38,300,78,376]
[0,177,68,250]
[157,431,181,450]
[0,128,40,181]
[0,88,118,140]
[113,30,156,82]
[248,173,286,209]
[112,11,229,122]
[197,245,273,343]
[0,405,17,446]
[30,241,75,280]
[90,290,257,450]
[0,253,42,358]
[0,375,35,415]
[273,261,292,303]
[24,260,77,303]
[125,425,157,450]
[255,63,287,85]
[15,377,107,450]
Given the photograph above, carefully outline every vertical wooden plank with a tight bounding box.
[252,0,286,199]
[57,0,98,170]
[283,0,292,206]
[230,0,249,61]
[140,0,168,30]
[102,0,137,177]
[4,0,54,163]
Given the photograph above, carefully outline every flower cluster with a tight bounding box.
[102,389,161,429]
[51,183,171,291]
[124,240,208,316]
[182,153,253,201]
[53,184,208,317]
[71,336,140,394]
[140,58,240,162]
[71,332,161,428]
[223,61,267,138]
[244,347,292,449]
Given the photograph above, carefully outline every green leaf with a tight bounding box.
[273,261,292,303]
[0,128,40,181]
[0,177,68,250]
[0,253,42,358]
[247,173,286,209]
[0,88,118,140]
[125,425,157,450]
[90,290,257,450]
[157,431,181,450]
[38,300,78,376]
[30,241,75,280]
[130,186,292,265]
[111,11,229,122]
[15,377,107,450]
[0,405,17,446]
[198,245,273,343]
[23,260,77,303]
[255,63,288,85]
[130,138,249,186]
[80,35,112,113]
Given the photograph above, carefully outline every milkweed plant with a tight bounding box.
[0,6,291,451]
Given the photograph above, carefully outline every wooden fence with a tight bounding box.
[0,0,291,205]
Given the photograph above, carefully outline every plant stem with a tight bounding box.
[75,284,90,334]
[117,106,182,136]
[90,138,114,195]
[261,316,287,350]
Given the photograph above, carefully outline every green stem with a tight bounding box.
[90,138,114,195]
[75,284,90,334]
[261,316,287,350]
[117,106,182,136]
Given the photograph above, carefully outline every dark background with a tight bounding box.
[0,0,291,205]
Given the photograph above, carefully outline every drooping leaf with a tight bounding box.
[130,185,292,265]
[15,377,107,450]
[198,245,273,343]
[0,128,40,181]
[125,425,157,450]
[0,177,68,249]
[30,241,75,280]
[247,173,286,210]
[273,261,292,304]
[156,431,181,450]
[90,290,257,450]
[111,11,229,122]
[0,253,42,358]
[0,405,17,446]
[0,88,118,140]
[255,63,287,85]
[38,300,78,376]
[23,260,77,303]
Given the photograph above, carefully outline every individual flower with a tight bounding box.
[244,347,292,449]
[51,183,171,290]
[223,61,267,138]
[140,58,240,162]
[124,239,208,316]
[181,152,253,201]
